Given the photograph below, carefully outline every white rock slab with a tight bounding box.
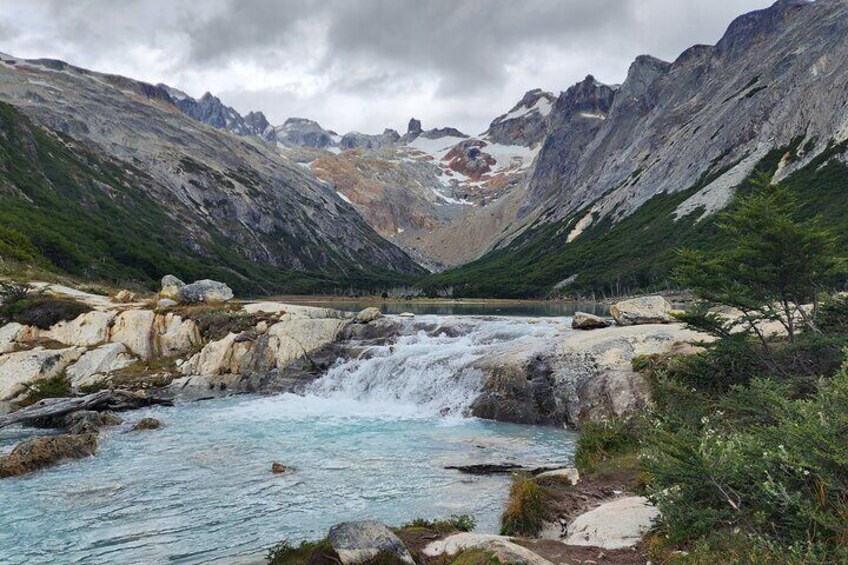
[565,496,658,549]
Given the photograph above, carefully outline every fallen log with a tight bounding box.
[0,390,173,429]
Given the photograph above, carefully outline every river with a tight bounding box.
[0,314,578,564]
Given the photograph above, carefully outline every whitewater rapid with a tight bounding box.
[306,315,566,417]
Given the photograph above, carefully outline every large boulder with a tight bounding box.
[327,521,415,565]
[267,318,348,368]
[65,343,135,389]
[423,533,553,565]
[110,309,155,359]
[181,333,240,376]
[571,312,610,330]
[0,433,98,478]
[178,280,233,304]
[610,296,674,326]
[45,311,114,347]
[159,275,186,300]
[565,496,659,549]
[63,410,104,434]
[0,346,86,401]
[471,324,708,427]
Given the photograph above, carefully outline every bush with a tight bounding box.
[500,474,548,536]
[643,362,848,550]
[18,373,71,407]
[574,417,644,475]
[1,297,92,329]
[173,304,263,341]
[266,539,336,565]
[400,514,476,533]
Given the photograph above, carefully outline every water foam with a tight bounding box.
[306,315,564,417]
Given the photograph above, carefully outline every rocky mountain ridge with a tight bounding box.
[0,53,423,292]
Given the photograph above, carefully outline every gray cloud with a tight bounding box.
[0,0,773,133]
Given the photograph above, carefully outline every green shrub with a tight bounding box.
[266,539,336,565]
[500,474,548,536]
[574,417,644,475]
[1,297,92,329]
[818,294,848,336]
[644,362,848,550]
[18,373,71,407]
[450,548,500,565]
[400,514,476,533]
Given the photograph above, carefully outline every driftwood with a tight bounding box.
[444,463,566,476]
[0,390,173,429]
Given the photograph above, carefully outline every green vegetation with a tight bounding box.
[585,181,848,563]
[400,514,476,534]
[18,372,72,407]
[449,548,500,565]
[0,283,92,329]
[499,474,548,537]
[0,102,415,296]
[422,139,848,299]
[266,539,337,565]
[169,303,266,341]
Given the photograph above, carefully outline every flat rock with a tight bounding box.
[565,496,659,549]
[0,433,98,478]
[535,467,580,485]
[571,312,610,330]
[327,520,414,565]
[424,533,553,565]
[66,343,135,388]
[610,296,674,326]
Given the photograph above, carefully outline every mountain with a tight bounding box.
[0,54,424,293]
[423,0,848,297]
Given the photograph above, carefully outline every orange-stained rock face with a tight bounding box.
[444,140,496,180]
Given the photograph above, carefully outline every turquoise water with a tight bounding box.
[0,316,577,564]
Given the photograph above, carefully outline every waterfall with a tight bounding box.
[305,315,564,417]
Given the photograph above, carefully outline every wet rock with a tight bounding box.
[571,312,610,330]
[565,496,658,549]
[99,411,123,426]
[0,433,98,478]
[327,520,415,565]
[610,296,674,326]
[271,462,293,474]
[354,307,382,324]
[398,312,415,318]
[63,410,103,434]
[445,463,525,475]
[132,417,161,431]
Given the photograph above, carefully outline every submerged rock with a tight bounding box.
[271,462,293,474]
[571,312,610,330]
[327,521,415,565]
[610,296,674,326]
[132,417,162,431]
[63,410,103,434]
[0,433,98,478]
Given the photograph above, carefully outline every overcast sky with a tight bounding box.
[0,0,772,135]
